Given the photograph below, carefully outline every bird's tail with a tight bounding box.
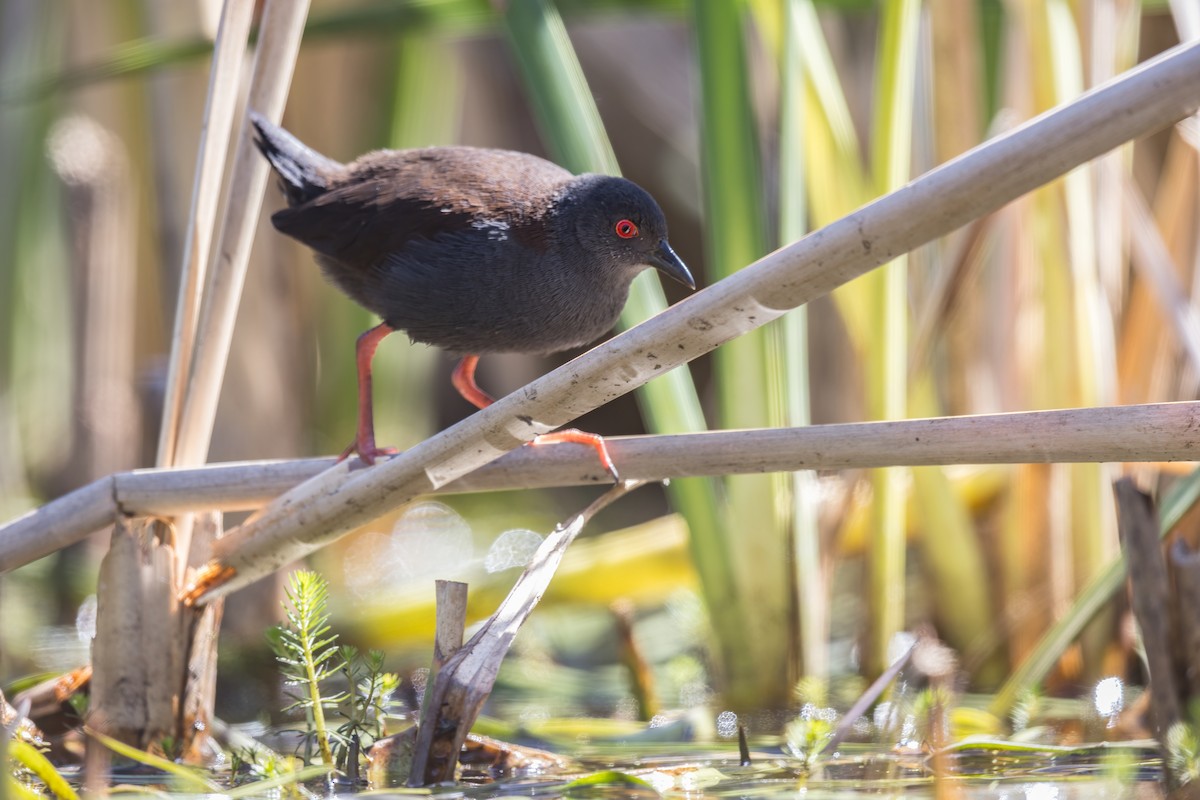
[248,111,343,206]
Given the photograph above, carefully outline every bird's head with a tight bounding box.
[557,174,695,290]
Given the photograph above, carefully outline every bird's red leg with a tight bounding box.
[339,322,399,464]
[529,430,619,482]
[451,354,496,410]
[451,355,619,482]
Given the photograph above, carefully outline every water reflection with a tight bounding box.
[1092,677,1124,727]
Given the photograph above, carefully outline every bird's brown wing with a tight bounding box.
[269,146,571,266]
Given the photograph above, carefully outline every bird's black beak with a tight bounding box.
[648,239,696,290]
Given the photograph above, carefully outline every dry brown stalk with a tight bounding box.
[1114,480,1181,751]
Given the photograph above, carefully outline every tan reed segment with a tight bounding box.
[3,401,1199,574]
[0,481,114,573]
[155,0,255,468]
[175,0,312,468]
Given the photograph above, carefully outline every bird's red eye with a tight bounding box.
[615,219,638,239]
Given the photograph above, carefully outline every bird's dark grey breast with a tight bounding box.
[361,227,635,355]
[275,147,633,355]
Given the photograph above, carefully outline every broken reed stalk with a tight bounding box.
[1114,479,1182,774]
[408,480,647,785]
[3,401,1200,573]
[1170,539,1200,702]
[418,580,468,729]
[432,581,468,670]
[179,512,225,763]
[89,516,188,751]
[86,511,225,761]
[181,40,1200,605]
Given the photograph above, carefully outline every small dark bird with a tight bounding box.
[250,112,695,473]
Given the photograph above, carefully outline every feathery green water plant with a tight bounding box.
[4,692,69,800]
[690,0,790,709]
[1166,720,1200,787]
[778,0,825,683]
[334,645,398,771]
[269,569,344,767]
[225,739,324,792]
[1008,687,1045,737]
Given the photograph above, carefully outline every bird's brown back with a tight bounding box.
[270,146,575,269]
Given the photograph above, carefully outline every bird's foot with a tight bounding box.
[530,429,620,483]
[338,438,399,466]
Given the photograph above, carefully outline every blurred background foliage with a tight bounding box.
[1,0,1198,731]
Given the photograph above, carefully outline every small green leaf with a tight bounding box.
[223,764,332,799]
[8,739,80,800]
[561,770,659,792]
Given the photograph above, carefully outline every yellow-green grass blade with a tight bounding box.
[759,0,874,682]
[85,727,221,793]
[904,7,998,688]
[777,0,825,680]
[692,0,793,708]
[861,0,919,676]
[499,0,751,700]
[795,0,870,340]
[1049,0,1121,677]
[8,739,79,800]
